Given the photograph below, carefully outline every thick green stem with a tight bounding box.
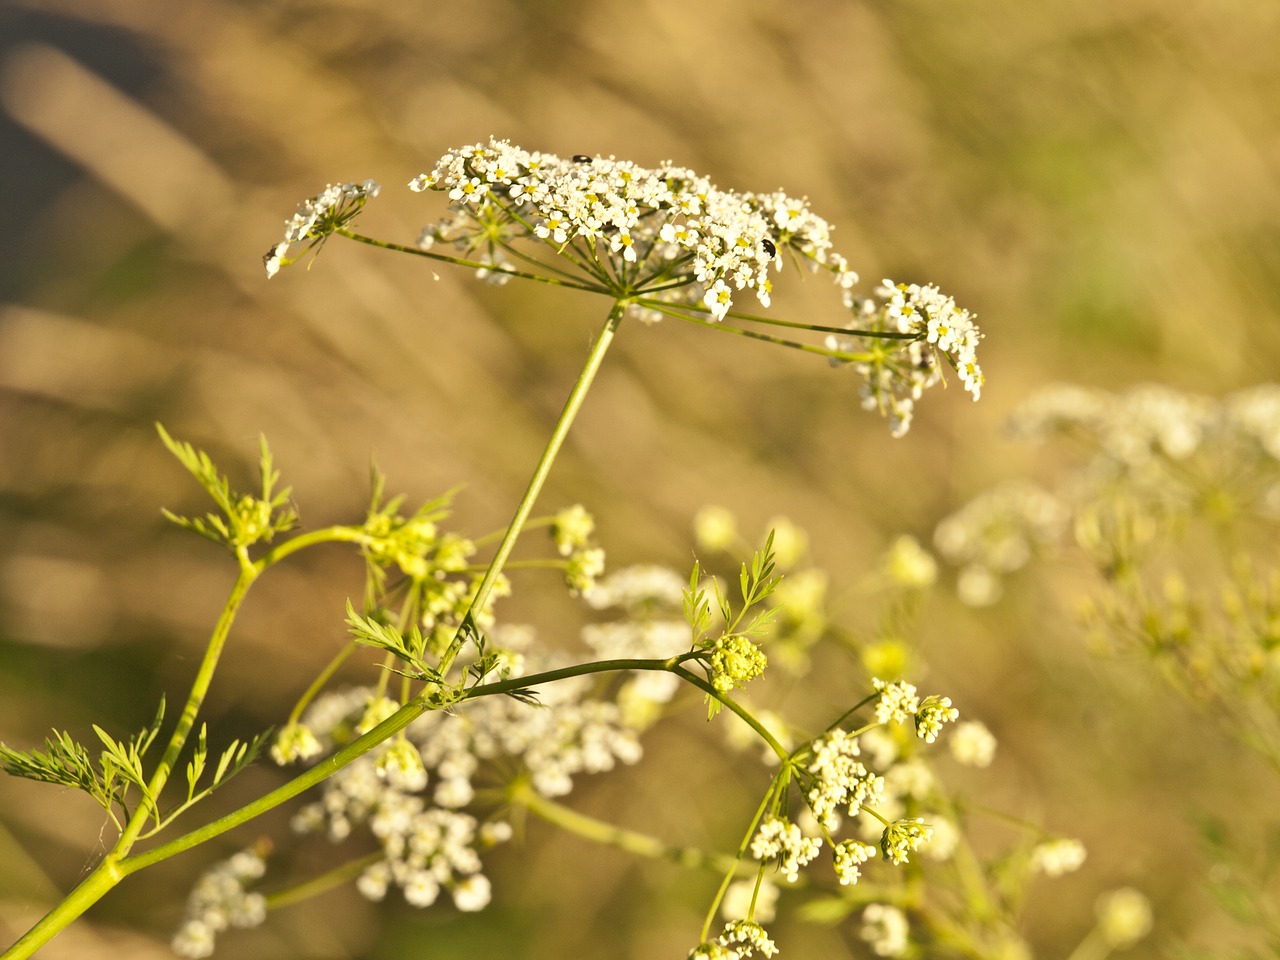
[128,654,702,870]
[439,300,627,675]
[1,860,123,960]
[120,698,427,873]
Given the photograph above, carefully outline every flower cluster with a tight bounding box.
[264,180,379,278]
[710,634,769,695]
[269,561,695,915]
[171,848,268,958]
[265,143,986,437]
[409,137,852,321]
[1095,887,1153,949]
[804,729,885,830]
[949,720,998,767]
[833,838,877,884]
[750,814,823,882]
[551,504,606,595]
[880,817,934,865]
[872,678,920,725]
[690,920,779,960]
[915,695,960,743]
[826,280,984,437]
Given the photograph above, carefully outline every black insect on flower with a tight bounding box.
[761,238,777,259]
[572,154,593,163]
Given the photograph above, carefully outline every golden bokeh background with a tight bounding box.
[1,0,1278,957]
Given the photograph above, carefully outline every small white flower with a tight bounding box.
[704,279,734,320]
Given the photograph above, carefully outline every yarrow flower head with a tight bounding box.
[264,179,379,277]
[270,140,986,435]
[826,280,985,437]
[409,138,843,322]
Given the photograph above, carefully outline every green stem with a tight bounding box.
[121,698,429,872]
[0,648,760,958]
[700,779,781,942]
[0,860,123,960]
[644,302,879,363]
[129,654,702,869]
[3,561,260,960]
[118,557,257,853]
[287,639,361,725]
[264,852,385,911]
[438,300,627,675]
[256,525,370,568]
[511,779,745,876]
[668,666,790,762]
[337,229,609,295]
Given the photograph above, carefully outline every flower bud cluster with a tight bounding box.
[710,634,769,694]
[880,817,934,865]
[551,504,606,596]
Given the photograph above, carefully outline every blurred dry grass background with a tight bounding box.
[1,0,1278,957]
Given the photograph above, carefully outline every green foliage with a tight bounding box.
[162,725,271,838]
[686,532,783,718]
[157,424,298,551]
[0,700,166,831]
[344,600,442,683]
